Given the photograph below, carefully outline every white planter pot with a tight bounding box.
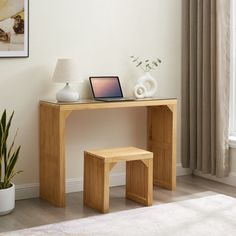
[0,183,15,215]
[137,72,158,98]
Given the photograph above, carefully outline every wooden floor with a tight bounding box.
[1,175,236,233]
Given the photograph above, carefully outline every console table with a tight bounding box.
[39,98,177,207]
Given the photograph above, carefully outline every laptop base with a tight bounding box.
[96,98,135,102]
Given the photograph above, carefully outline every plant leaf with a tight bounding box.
[7,129,18,162]
[5,146,21,181]
[3,111,14,175]
[0,110,6,133]
[0,110,6,154]
[5,111,14,143]
[152,61,158,66]
[136,61,142,67]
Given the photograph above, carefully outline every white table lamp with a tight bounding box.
[52,59,81,102]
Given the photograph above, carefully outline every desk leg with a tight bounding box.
[147,105,176,190]
[40,104,70,207]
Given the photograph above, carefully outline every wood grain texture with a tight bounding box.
[126,158,153,206]
[85,147,153,163]
[39,103,71,207]
[147,104,177,190]
[40,99,177,112]
[84,147,153,213]
[39,99,177,207]
[83,153,110,213]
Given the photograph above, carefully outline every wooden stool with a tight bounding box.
[83,147,153,213]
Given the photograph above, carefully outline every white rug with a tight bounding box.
[2,194,236,236]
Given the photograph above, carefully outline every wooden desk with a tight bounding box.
[39,98,177,207]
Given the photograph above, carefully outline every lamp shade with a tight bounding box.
[52,59,80,83]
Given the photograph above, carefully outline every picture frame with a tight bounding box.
[0,0,29,58]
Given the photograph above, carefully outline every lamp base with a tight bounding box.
[56,83,79,102]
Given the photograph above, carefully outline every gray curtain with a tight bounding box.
[182,0,231,177]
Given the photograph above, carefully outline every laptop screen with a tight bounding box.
[89,77,123,98]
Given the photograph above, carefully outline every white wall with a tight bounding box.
[0,0,182,189]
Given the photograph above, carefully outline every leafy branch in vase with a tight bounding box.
[130,55,162,72]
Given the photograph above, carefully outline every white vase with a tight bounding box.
[0,183,15,215]
[133,83,147,99]
[137,72,157,98]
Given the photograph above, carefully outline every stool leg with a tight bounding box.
[83,153,110,213]
[126,158,153,206]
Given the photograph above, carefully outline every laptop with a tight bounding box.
[89,76,135,102]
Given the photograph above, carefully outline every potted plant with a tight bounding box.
[130,56,162,98]
[0,110,21,215]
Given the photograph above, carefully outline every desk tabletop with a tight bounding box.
[40,97,176,104]
[40,97,177,111]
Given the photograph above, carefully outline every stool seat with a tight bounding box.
[83,147,153,213]
[85,147,153,162]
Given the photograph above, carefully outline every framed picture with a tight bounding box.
[0,0,29,58]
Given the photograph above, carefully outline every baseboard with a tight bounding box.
[194,170,236,188]
[15,164,236,200]
[176,162,192,176]
[15,163,191,200]
[65,173,126,194]
[15,173,126,200]
[15,183,40,200]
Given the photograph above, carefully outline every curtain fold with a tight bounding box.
[181,0,231,177]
